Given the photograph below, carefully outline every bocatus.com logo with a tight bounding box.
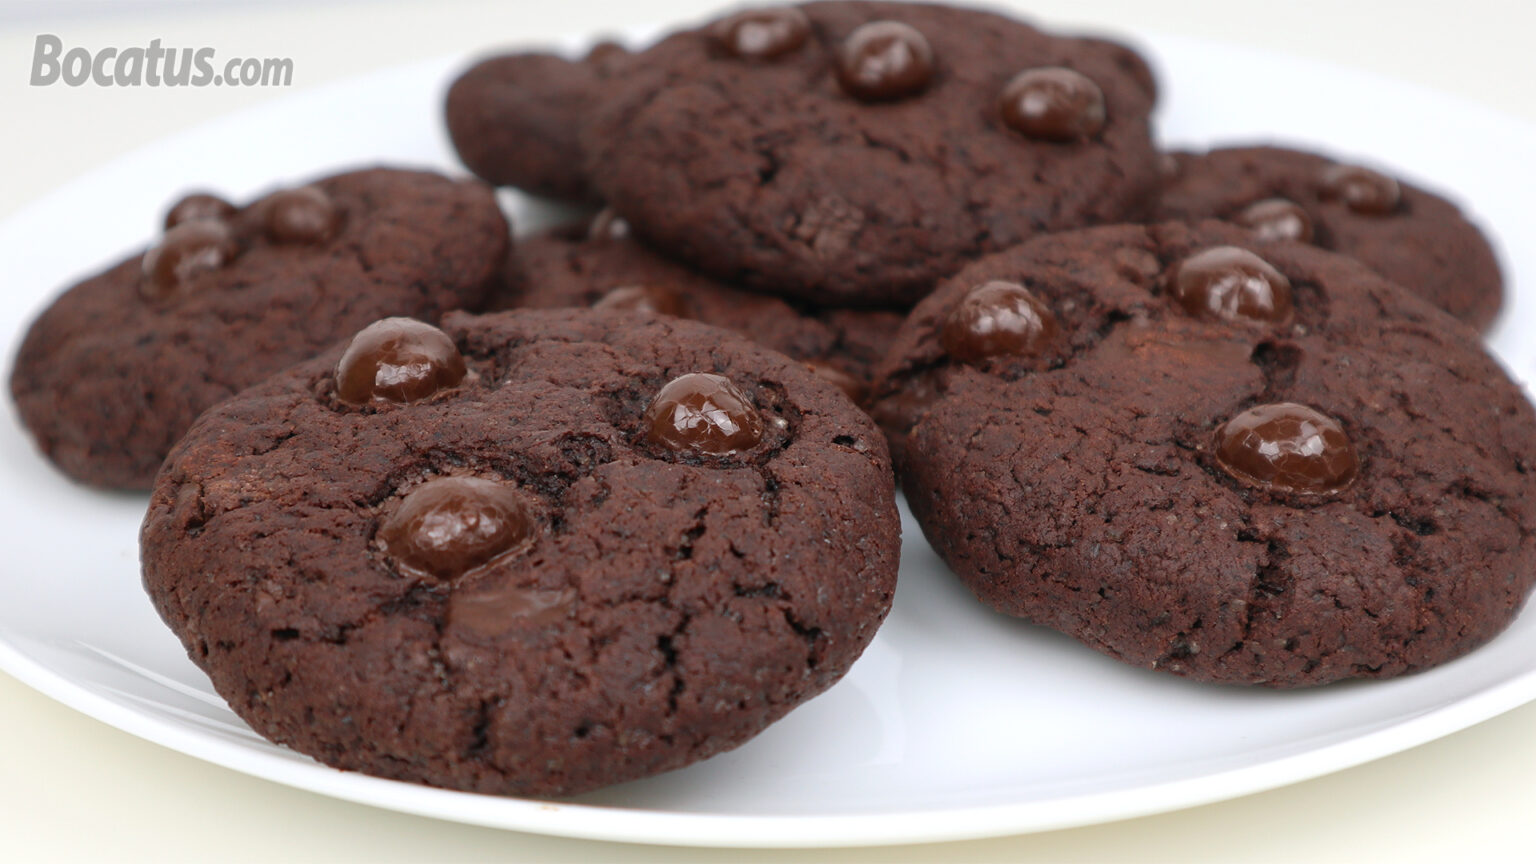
[30,35,293,87]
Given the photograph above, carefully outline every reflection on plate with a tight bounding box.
[2,32,1536,848]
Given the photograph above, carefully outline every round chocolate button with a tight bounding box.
[835,20,935,102]
[941,280,1059,363]
[998,67,1106,142]
[164,193,237,230]
[593,285,689,317]
[710,7,812,61]
[378,477,537,581]
[1214,402,1358,494]
[335,318,468,405]
[1236,198,1315,244]
[1169,246,1294,326]
[1319,164,1401,216]
[265,185,342,245]
[643,372,764,455]
[140,220,240,301]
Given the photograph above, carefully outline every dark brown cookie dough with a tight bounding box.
[9,168,509,490]
[581,1,1161,307]
[141,308,900,797]
[875,221,1536,687]
[445,44,630,202]
[496,220,904,396]
[1157,146,1504,331]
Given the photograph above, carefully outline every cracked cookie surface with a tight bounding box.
[875,221,1536,687]
[581,1,1160,307]
[1157,146,1504,331]
[10,167,509,489]
[140,308,900,796]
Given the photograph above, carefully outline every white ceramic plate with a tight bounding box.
[3,32,1536,849]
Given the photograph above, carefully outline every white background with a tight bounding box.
[2,0,1535,861]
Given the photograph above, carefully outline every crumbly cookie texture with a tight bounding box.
[142,309,899,796]
[876,220,1536,686]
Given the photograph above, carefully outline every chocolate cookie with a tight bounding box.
[875,221,1536,687]
[1157,146,1504,330]
[496,216,904,398]
[141,309,900,796]
[10,168,509,490]
[581,1,1161,307]
[445,44,630,202]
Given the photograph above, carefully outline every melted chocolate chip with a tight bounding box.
[1319,164,1401,215]
[140,220,240,301]
[164,193,237,230]
[588,207,631,240]
[448,584,575,638]
[1236,198,1315,243]
[998,67,1107,142]
[710,7,811,60]
[378,477,537,581]
[335,318,467,405]
[643,372,764,456]
[806,361,868,405]
[835,21,934,101]
[1169,246,1294,326]
[592,285,688,317]
[941,280,1059,363]
[264,185,342,244]
[1214,402,1358,494]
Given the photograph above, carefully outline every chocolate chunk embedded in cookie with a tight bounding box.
[141,309,900,796]
[875,221,1536,687]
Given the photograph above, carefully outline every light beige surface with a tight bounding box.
[3,0,1535,861]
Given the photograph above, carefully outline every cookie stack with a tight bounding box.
[8,0,1533,800]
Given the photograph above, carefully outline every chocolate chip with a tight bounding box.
[140,220,240,301]
[592,285,688,317]
[941,280,1059,363]
[378,477,537,581]
[1319,164,1401,215]
[1235,198,1315,243]
[335,318,467,405]
[448,583,574,638]
[164,193,236,230]
[643,372,764,455]
[835,21,934,102]
[265,185,342,245]
[1214,402,1358,494]
[1169,246,1294,326]
[710,6,811,61]
[998,67,1106,142]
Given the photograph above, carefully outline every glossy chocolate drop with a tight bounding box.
[335,318,467,405]
[835,20,935,101]
[998,67,1106,142]
[1170,246,1294,326]
[164,193,236,230]
[378,477,536,581]
[588,207,631,240]
[710,7,811,60]
[1214,403,1358,494]
[1318,164,1401,215]
[940,280,1059,363]
[265,185,342,244]
[1236,198,1315,243]
[805,361,868,405]
[643,372,765,455]
[140,220,240,301]
[592,285,688,317]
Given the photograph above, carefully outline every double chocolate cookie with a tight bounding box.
[10,168,509,489]
[446,44,630,202]
[579,1,1162,306]
[1157,146,1504,330]
[496,216,904,400]
[875,221,1536,687]
[141,309,900,796]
